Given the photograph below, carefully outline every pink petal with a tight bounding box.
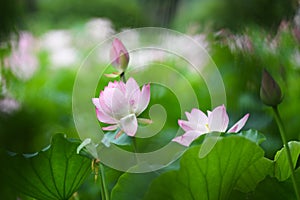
[189,108,208,127]
[116,81,126,94]
[110,38,129,69]
[107,81,118,88]
[228,113,250,133]
[107,80,126,94]
[95,108,116,124]
[126,78,141,112]
[92,98,100,108]
[190,108,207,121]
[179,109,209,133]
[113,38,129,59]
[110,88,130,119]
[172,130,203,147]
[207,111,212,117]
[93,98,116,123]
[185,111,193,121]
[99,90,113,115]
[126,78,140,97]
[110,44,118,66]
[178,120,194,132]
[100,87,129,119]
[102,124,118,131]
[208,105,229,132]
[136,83,150,115]
[120,114,138,136]
[116,39,128,53]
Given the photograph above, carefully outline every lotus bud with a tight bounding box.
[260,69,283,107]
[110,38,129,72]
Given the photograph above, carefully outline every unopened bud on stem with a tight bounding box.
[110,38,129,72]
[260,69,283,107]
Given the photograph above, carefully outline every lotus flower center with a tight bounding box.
[205,123,210,132]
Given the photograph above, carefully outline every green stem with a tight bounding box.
[99,163,110,200]
[272,106,300,200]
[99,175,105,200]
[98,164,105,200]
[120,72,126,82]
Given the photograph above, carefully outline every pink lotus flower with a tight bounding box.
[110,38,129,73]
[172,105,249,146]
[92,78,150,137]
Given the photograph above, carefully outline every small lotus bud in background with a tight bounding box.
[110,38,129,72]
[260,69,283,107]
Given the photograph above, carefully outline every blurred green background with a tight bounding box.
[1,0,300,199]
